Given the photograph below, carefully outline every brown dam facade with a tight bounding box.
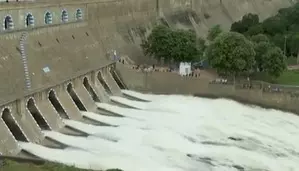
[0,0,294,160]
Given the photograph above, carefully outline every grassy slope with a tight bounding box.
[275,70,299,85]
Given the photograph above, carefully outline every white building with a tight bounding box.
[179,62,192,76]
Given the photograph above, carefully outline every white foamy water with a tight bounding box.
[19,90,299,171]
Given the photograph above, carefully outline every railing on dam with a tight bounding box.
[210,78,299,96]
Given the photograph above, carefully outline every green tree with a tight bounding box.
[245,24,264,36]
[141,25,172,62]
[262,16,287,36]
[207,25,222,41]
[270,34,286,53]
[168,29,200,62]
[250,34,269,43]
[288,33,299,57]
[253,42,273,72]
[278,3,299,27]
[231,13,259,34]
[206,32,256,78]
[260,47,286,78]
[141,25,203,63]
[194,37,206,62]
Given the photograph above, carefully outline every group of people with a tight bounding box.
[129,64,202,78]
[131,64,172,72]
[111,52,202,78]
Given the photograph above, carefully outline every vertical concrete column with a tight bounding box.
[90,71,96,85]
[16,99,25,116]
[14,98,43,143]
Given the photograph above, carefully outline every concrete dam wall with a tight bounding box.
[0,0,293,159]
[117,64,299,115]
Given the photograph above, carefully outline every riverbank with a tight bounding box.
[0,160,122,171]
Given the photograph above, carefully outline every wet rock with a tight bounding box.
[186,154,215,166]
[184,135,197,143]
[201,141,229,146]
[232,165,245,171]
[196,157,215,166]
[186,153,192,158]
[228,137,243,141]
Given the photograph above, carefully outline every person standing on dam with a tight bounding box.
[112,50,120,62]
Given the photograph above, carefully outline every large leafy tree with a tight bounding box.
[253,42,273,72]
[288,33,299,57]
[250,34,269,44]
[206,32,256,78]
[141,25,204,63]
[245,24,264,37]
[141,25,172,62]
[260,47,286,78]
[252,39,286,77]
[168,29,200,62]
[231,13,259,34]
[231,3,299,57]
[262,15,287,36]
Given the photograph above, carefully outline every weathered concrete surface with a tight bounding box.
[101,70,122,96]
[0,109,20,155]
[92,78,110,103]
[55,91,83,121]
[34,99,64,131]
[73,84,97,112]
[11,100,44,144]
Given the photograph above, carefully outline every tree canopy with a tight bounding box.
[141,13,289,79]
[205,26,286,78]
[250,34,269,44]
[253,40,287,78]
[141,25,205,63]
[230,3,299,58]
[260,46,286,78]
[205,32,256,77]
[230,13,259,34]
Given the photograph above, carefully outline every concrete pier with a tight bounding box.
[0,63,122,156]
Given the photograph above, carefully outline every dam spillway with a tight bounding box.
[0,0,298,170]
[0,63,123,156]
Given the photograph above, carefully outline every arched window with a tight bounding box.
[25,13,34,27]
[75,9,83,20]
[3,15,14,30]
[61,10,68,22]
[44,11,53,24]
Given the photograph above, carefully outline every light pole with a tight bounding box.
[284,35,287,56]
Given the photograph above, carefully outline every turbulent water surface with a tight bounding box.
[19,90,299,171]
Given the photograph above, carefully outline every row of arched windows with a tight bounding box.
[3,9,83,31]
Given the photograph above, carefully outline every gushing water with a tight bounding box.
[19,90,299,171]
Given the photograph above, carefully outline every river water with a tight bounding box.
[19,90,299,171]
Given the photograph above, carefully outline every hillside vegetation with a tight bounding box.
[230,3,299,61]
